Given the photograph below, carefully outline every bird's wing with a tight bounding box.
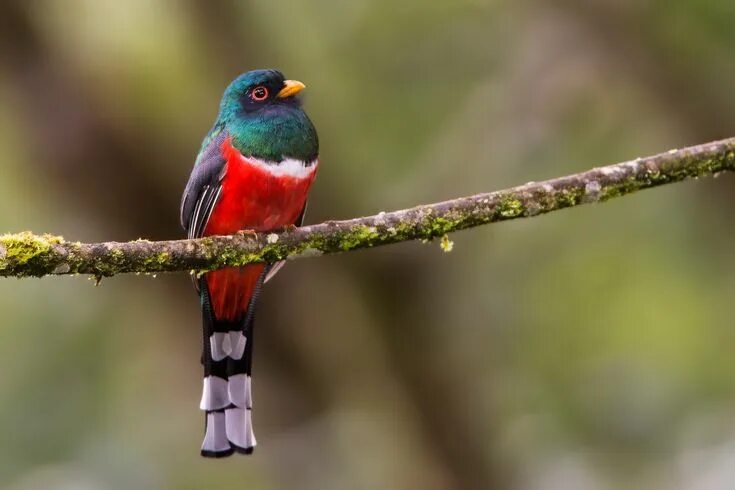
[180,129,227,238]
[263,202,308,283]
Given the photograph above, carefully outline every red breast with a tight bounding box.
[204,137,318,320]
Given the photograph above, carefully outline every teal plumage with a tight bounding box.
[200,70,318,163]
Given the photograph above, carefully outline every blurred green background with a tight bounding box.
[1,1,734,489]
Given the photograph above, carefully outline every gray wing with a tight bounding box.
[180,130,227,239]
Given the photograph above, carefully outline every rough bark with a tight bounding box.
[1,137,733,279]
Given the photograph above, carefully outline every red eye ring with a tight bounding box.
[251,86,269,101]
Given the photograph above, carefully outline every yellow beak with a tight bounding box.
[277,80,306,98]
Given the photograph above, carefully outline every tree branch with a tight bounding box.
[1,137,734,279]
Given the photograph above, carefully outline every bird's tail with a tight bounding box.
[198,274,262,457]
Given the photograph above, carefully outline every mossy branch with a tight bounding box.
[1,137,734,279]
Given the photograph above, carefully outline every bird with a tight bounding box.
[180,69,319,457]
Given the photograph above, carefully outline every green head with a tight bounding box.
[216,69,318,162]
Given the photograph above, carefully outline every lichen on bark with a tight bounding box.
[0,137,732,278]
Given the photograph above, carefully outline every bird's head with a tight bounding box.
[219,69,306,119]
[215,69,318,162]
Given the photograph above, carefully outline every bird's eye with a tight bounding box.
[251,86,269,101]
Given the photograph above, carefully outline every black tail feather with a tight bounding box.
[198,273,264,458]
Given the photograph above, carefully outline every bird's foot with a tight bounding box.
[235,229,258,238]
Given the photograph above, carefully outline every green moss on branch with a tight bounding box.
[0,137,733,278]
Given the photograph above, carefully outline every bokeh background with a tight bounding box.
[1,1,734,489]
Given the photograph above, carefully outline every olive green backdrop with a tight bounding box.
[0,1,734,489]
